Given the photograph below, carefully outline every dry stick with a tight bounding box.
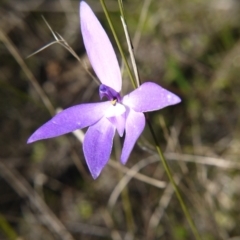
[117,0,141,88]
[27,17,99,86]
[147,177,181,239]
[100,0,137,89]
[147,118,186,238]
[101,210,123,240]
[138,142,240,170]
[108,155,166,209]
[108,160,166,189]
[120,16,140,87]
[1,24,90,179]
[0,29,55,116]
[147,120,183,239]
[165,152,240,170]
[113,136,135,235]
[43,17,99,86]
[0,28,81,238]
[0,161,74,240]
[148,122,182,239]
[0,28,87,178]
[147,120,202,240]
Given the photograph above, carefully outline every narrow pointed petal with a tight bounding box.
[83,117,115,179]
[80,1,122,92]
[122,82,181,112]
[27,102,111,143]
[121,110,145,164]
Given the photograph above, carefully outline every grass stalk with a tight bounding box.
[146,118,202,240]
[100,1,202,239]
[100,0,137,89]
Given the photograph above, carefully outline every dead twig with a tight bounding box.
[0,29,55,115]
[0,161,75,240]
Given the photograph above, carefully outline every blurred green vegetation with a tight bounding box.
[1,0,240,239]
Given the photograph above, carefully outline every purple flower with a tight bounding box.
[27,1,181,179]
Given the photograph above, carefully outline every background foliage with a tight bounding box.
[1,0,240,239]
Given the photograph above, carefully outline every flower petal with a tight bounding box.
[108,113,126,137]
[27,102,111,143]
[104,103,126,118]
[83,117,115,179]
[80,1,122,92]
[122,82,181,112]
[121,109,145,164]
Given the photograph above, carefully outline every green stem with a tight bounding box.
[118,0,141,87]
[0,214,18,240]
[146,118,202,240]
[114,137,135,233]
[100,0,137,89]
[117,0,125,19]
[100,1,202,239]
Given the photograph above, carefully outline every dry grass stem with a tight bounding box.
[0,161,74,240]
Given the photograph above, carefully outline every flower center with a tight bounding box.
[111,99,117,106]
[99,84,121,103]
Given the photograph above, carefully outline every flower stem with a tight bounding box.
[100,0,137,89]
[114,137,135,233]
[146,118,202,240]
[117,0,141,87]
[101,1,202,239]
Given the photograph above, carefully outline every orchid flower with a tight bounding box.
[27,1,181,179]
